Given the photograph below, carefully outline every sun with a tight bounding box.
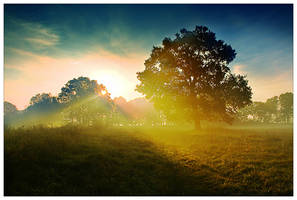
[101,90,107,95]
[91,70,128,98]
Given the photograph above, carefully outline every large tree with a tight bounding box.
[136,26,252,129]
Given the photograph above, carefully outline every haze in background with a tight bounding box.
[4,4,293,109]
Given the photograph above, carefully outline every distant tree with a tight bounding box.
[136,26,252,129]
[4,101,18,116]
[236,92,294,124]
[58,76,110,103]
[4,101,19,126]
[253,102,270,123]
[236,103,254,122]
[23,93,62,126]
[265,96,279,122]
[279,92,293,123]
[237,99,278,123]
[58,77,113,125]
[113,96,128,106]
[26,93,60,113]
[113,97,160,126]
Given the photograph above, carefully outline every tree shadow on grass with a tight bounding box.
[4,127,226,196]
[4,126,292,196]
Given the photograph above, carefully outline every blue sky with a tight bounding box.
[4,4,293,109]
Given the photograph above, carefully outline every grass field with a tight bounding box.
[4,124,293,196]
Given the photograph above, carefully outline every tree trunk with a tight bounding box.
[194,118,201,130]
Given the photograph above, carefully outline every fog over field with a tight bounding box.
[4,4,293,196]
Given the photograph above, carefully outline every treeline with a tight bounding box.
[236,92,293,123]
[4,76,163,128]
[4,76,293,128]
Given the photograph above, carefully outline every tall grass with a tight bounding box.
[4,124,293,195]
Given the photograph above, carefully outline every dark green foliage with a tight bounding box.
[136,26,252,128]
[57,77,114,125]
[58,76,111,104]
[26,93,62,116]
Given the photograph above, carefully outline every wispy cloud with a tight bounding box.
[5,17,59,52]
[21,21,59,47]
[4,5,292,109]
[7,47,39,58]
[24,22,59,39]
[25,37,58,47]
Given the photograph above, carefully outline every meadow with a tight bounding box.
[4,124,293,196]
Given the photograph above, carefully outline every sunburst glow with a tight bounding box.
[91,70,129,99]
[101,90,107,95]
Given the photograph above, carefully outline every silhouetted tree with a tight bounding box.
[279,92,293,123]
[58,76,110,103]
[26,93,60,113]
[4,101,19,126]
[58,77,113,125]
[4,101,18,116]
[265,96,279,122]
[136,26,252,129]
[236,92,293,124]
[253,102,270,122]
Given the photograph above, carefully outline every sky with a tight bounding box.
[4,4,293,110]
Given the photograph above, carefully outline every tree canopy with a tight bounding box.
[57,77,114,125]
[136,26,252,129]
[279,92,293,123]
[27,93,59,112]
[237,92,293,123]
[58,76,111,104]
